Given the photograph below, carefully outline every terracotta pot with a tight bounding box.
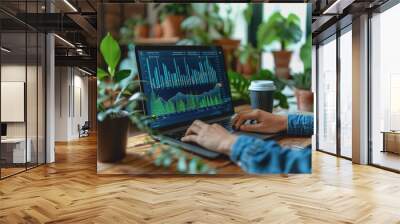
[152,23,163,38]
[161,15,184,38]
[135,24,150,38]
[273,51,292,79]
[97,116,129,163]
[213,38,241,70]
[236,59,259,78]
[295,89,314,112]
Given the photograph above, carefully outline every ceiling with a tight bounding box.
[1,0,96,73]
[311,0,390,43]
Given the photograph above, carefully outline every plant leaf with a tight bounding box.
[100,33,121,76]
[97,68,108,81]
[188,158,199,174]
[177,156,187,172]
[129,92,144,101]
[114,69,131,82]
[300,35,312,72]
[243,4,253,24]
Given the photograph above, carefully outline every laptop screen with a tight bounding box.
[136,46,234,129]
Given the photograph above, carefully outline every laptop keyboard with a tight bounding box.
[218,119,234,132]
[166,119,233,140]
[167,130,186,140]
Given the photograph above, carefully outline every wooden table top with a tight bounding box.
[97,105,311,175]
[97,133,311,175]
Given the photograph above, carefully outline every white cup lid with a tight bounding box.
[248,80,276,91]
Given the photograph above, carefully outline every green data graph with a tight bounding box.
[150,85,224,116]
[146,56,218,89]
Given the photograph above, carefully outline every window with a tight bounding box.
[317,36,337,154]
[339,28,352,158]
[0,1,47,179]
[370,3,400,171]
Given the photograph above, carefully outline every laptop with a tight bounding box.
[135,45,277,159]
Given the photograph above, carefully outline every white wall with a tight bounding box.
[54,67,89,141]
[55,67,69,141]
[1,65,37,137]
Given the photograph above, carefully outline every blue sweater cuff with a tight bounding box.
[231,135,261,163]
[287,114,314,136]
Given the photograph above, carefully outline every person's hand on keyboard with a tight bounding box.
[232,109,287,134]
[181,120,237,155]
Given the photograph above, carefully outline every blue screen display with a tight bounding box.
[136,47,233,129]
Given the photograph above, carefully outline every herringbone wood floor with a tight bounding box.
[1,135,400,224]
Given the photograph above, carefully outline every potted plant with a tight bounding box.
[97,33,141,162]
[293,69,313,112]
[97,33,215,174]
[159,3,190,38]
[134,18,150,39]
[257,12,302,79]
[292,34,313,112]
[119,17,149,44]
[152,19,163,38]
[181,4,240,69]
[235,43,261,77]
[180,3,216,45]
[211,5,240,70]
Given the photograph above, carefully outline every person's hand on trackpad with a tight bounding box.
[181,120,237,155]
[232,109,288,134]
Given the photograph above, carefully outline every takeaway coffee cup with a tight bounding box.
[248,80,276,113]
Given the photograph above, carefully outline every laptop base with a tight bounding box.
[155,118,279,159]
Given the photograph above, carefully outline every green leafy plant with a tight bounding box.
[291,34,312,90]
[180,3,235,45]
[97,33,215,174]
[214,5,234,39]
[257,11,302,51]
[235,43,261,66]
[292,69,311,90]
[158,3,191,21]
[97,34,139,121]
[228,69,289,109]
[300,34,312,72]
[243,4,253,25]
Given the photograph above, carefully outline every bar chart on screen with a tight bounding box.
[141,51,226,117]
[145,55,219,89]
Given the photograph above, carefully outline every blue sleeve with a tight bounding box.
[230,135,311,174]
[287,114,314,136]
